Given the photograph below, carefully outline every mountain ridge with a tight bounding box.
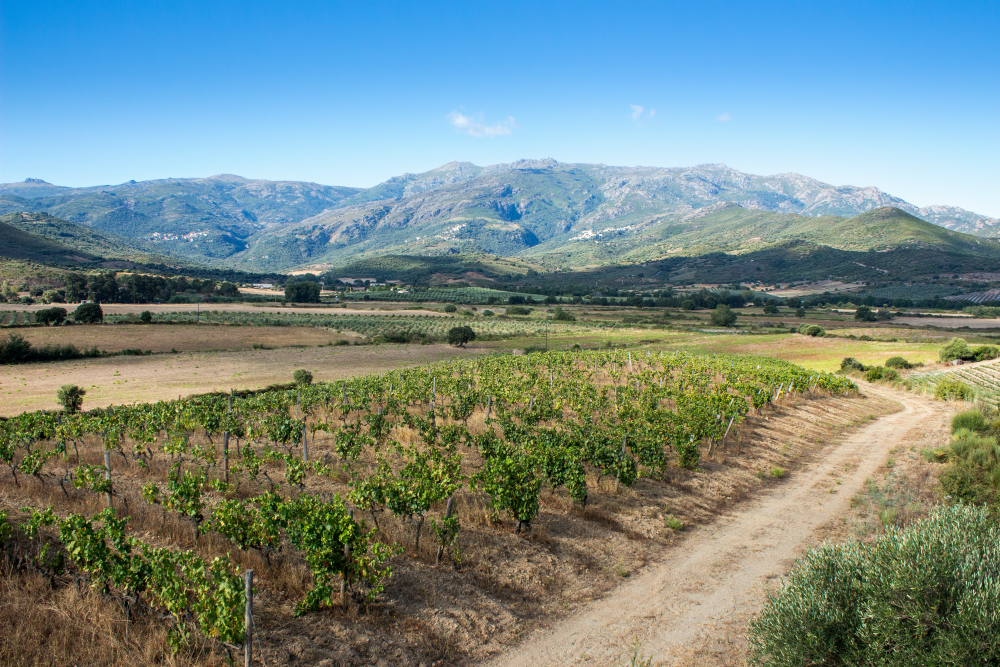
[2,161,997,271]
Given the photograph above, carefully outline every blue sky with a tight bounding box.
[2,0,998,216]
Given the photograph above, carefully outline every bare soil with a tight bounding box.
[1,387,906,666]
[486,384,955,667]
[8,323,353,353]
[1,303,450,316]
[0,343,488,416]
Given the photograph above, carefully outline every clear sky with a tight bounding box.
[1,0,998,216]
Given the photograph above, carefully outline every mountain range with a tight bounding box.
[2,160,997,272]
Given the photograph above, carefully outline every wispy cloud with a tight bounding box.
[447,111,518,138]
[631,104,655,125]
[716,112,732,122]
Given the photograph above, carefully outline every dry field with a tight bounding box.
[0,343,487,416]
[0,384,902,666]
[1,302,449,317]
[8,323,355,353]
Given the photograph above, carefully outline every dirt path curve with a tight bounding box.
[486,385,954,667]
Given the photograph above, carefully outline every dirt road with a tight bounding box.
[486,384,954,667]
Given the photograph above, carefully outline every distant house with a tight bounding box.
[252,283,274,289]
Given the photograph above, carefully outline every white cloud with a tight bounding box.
[631,104,655,124]
[716,112,732,122]
[447,111,517,138]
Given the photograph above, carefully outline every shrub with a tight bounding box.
[748,505,1000,667]
[482,309,495,317]
[762,303,779,314]
[443,304,458,313]
[840,357,867,372]
[333,339,351,346]
[447,326,476,347]
[284,281,321,303]
[952,409,988,434]
[506,306,532,316]
[795,308,806,318]
[57,384,86,413]
[854,305,876,321]
[709,304,737,327]
[552,306,576,322]
[798,324,825,337]
[680,300,696,310]
[73,302,103,324]
[139,310,153,324]
[865,367,900,383]
[0,333,32,363]
[940,337,972,362]
[974,345,1000,362]
[935,428,1000,505]
[935,378,972,401]
[42,289,64,303]
[293,369,313,386]
[885,356,912,369]
[35,307,67,326]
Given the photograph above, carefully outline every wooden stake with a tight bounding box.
[436,497,454,564]
[302,423,309,464]
[244,570,253,667]
[340,510,353,607]
[103,449,112,507]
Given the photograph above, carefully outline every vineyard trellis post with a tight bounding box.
[224,389,233,483]
[244,569,254,667]
[340,509,353,607]
[302,422,309,464]
[103,448,112,507]
[436,496,455,564]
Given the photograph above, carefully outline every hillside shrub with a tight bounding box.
[57,384,86,413]
[884,356,912,369]
[140,310,153,324]
[939,429,1000,506]
[443,304,458,313]
[938,337,999,362]
[552,306,576,322]
[73,302,103,324]
[447,326,476,347]
[798,324,825,337]
[762,303,779,314]
[952,409,989,434]
[865,367,900,383]
[35,307,68,326]
[840,357,867,372]
[293,369,313,386]
[0,333,32,363]
[284,281,320,303]
[935,378,972,401]
[709,304,737,327]
[506,306,532,316]
[748,505,1000,667]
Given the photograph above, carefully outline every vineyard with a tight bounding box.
[852,284,962,302]
[908,359,1000,409]
[340,287,549,304]
[103,310,601,340]
[1,310,34,326]
[0,350,855,663]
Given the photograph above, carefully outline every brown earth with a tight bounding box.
[0,384,916,666]
[0,343,488,416]
[6,323,354,353]
[1,302,450,316]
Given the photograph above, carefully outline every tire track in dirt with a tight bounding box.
[486,385,954,667]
